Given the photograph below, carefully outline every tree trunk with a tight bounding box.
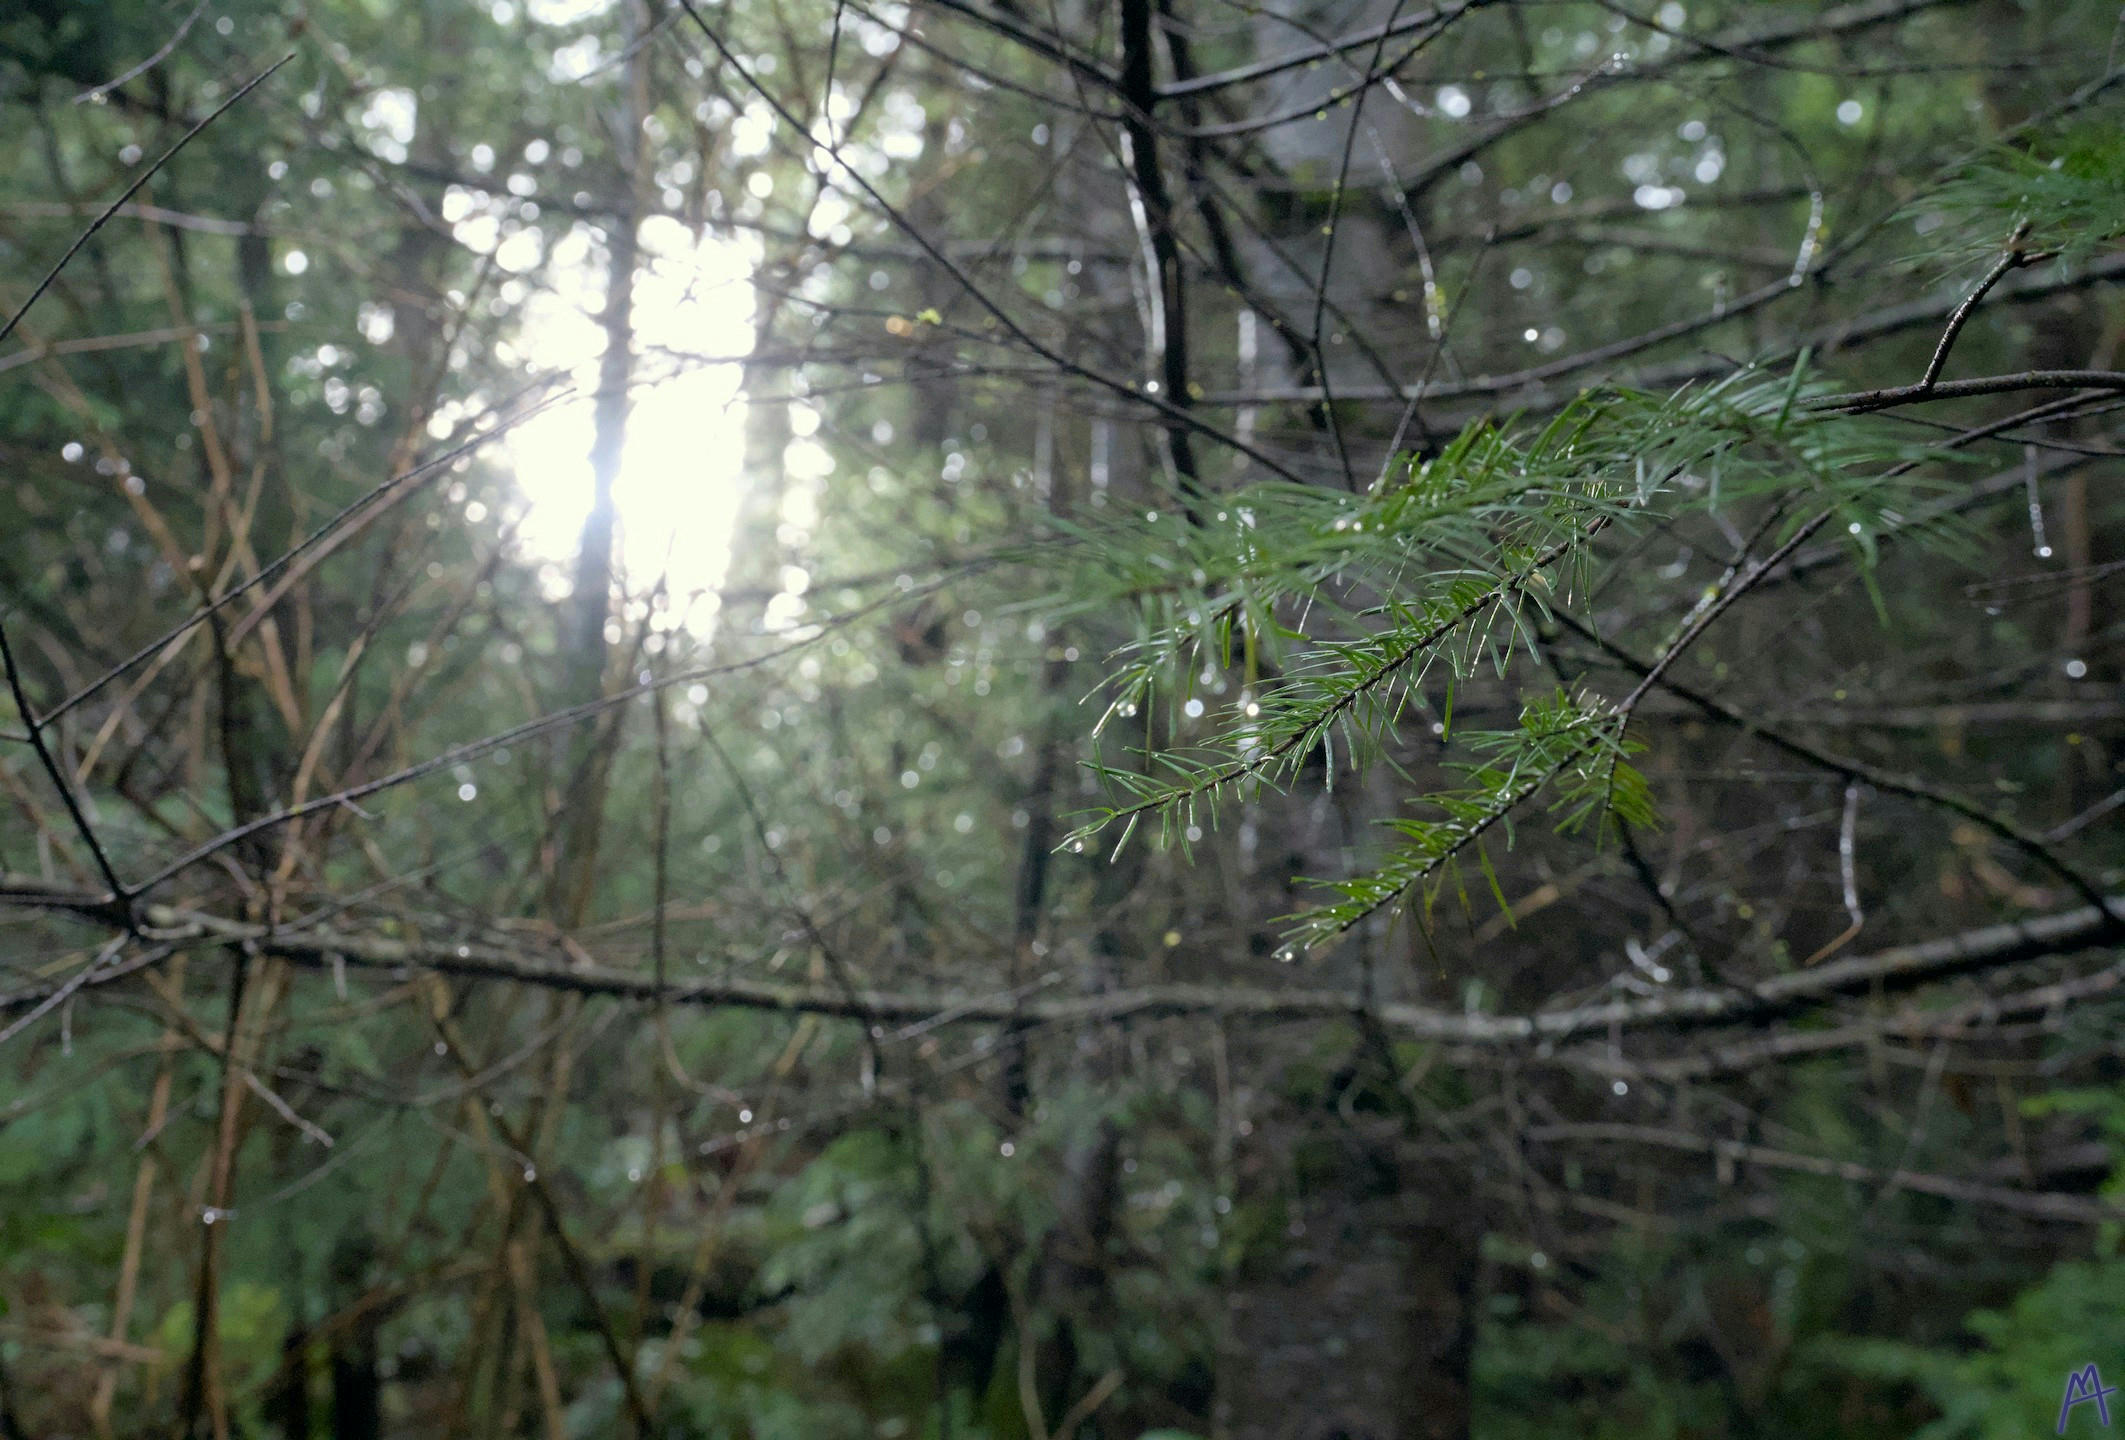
[1225,1125,1478,1440]
[546,0,649,929]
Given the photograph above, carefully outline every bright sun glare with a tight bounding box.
[495,215,758,634]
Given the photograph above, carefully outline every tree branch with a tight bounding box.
[6,882,2119,1050]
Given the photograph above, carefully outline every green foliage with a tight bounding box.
[1065,367,1969,947]
[1818,1257,2125,1439]
[760,1130,935,1366]
[1920,110,2125,270]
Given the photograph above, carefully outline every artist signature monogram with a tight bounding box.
[2063,1365,2122,1434]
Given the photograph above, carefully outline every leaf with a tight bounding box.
[1476,841,1515,931]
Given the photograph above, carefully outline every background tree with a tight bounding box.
[1,0,2121,1437]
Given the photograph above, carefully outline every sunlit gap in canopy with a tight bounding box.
[494,214,759,639]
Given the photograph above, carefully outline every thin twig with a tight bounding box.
[1919,222,2033,390]
[0,53,294,351]
[0,620,133,917]
[73,0,212,105]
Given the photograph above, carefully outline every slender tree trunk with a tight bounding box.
[324,1232,380,1440]
[1226,1125,1479,1440]
[1224,790,1480,1440]
[547,0,651,927]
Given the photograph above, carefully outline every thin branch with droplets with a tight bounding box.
[0,53,294,352]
